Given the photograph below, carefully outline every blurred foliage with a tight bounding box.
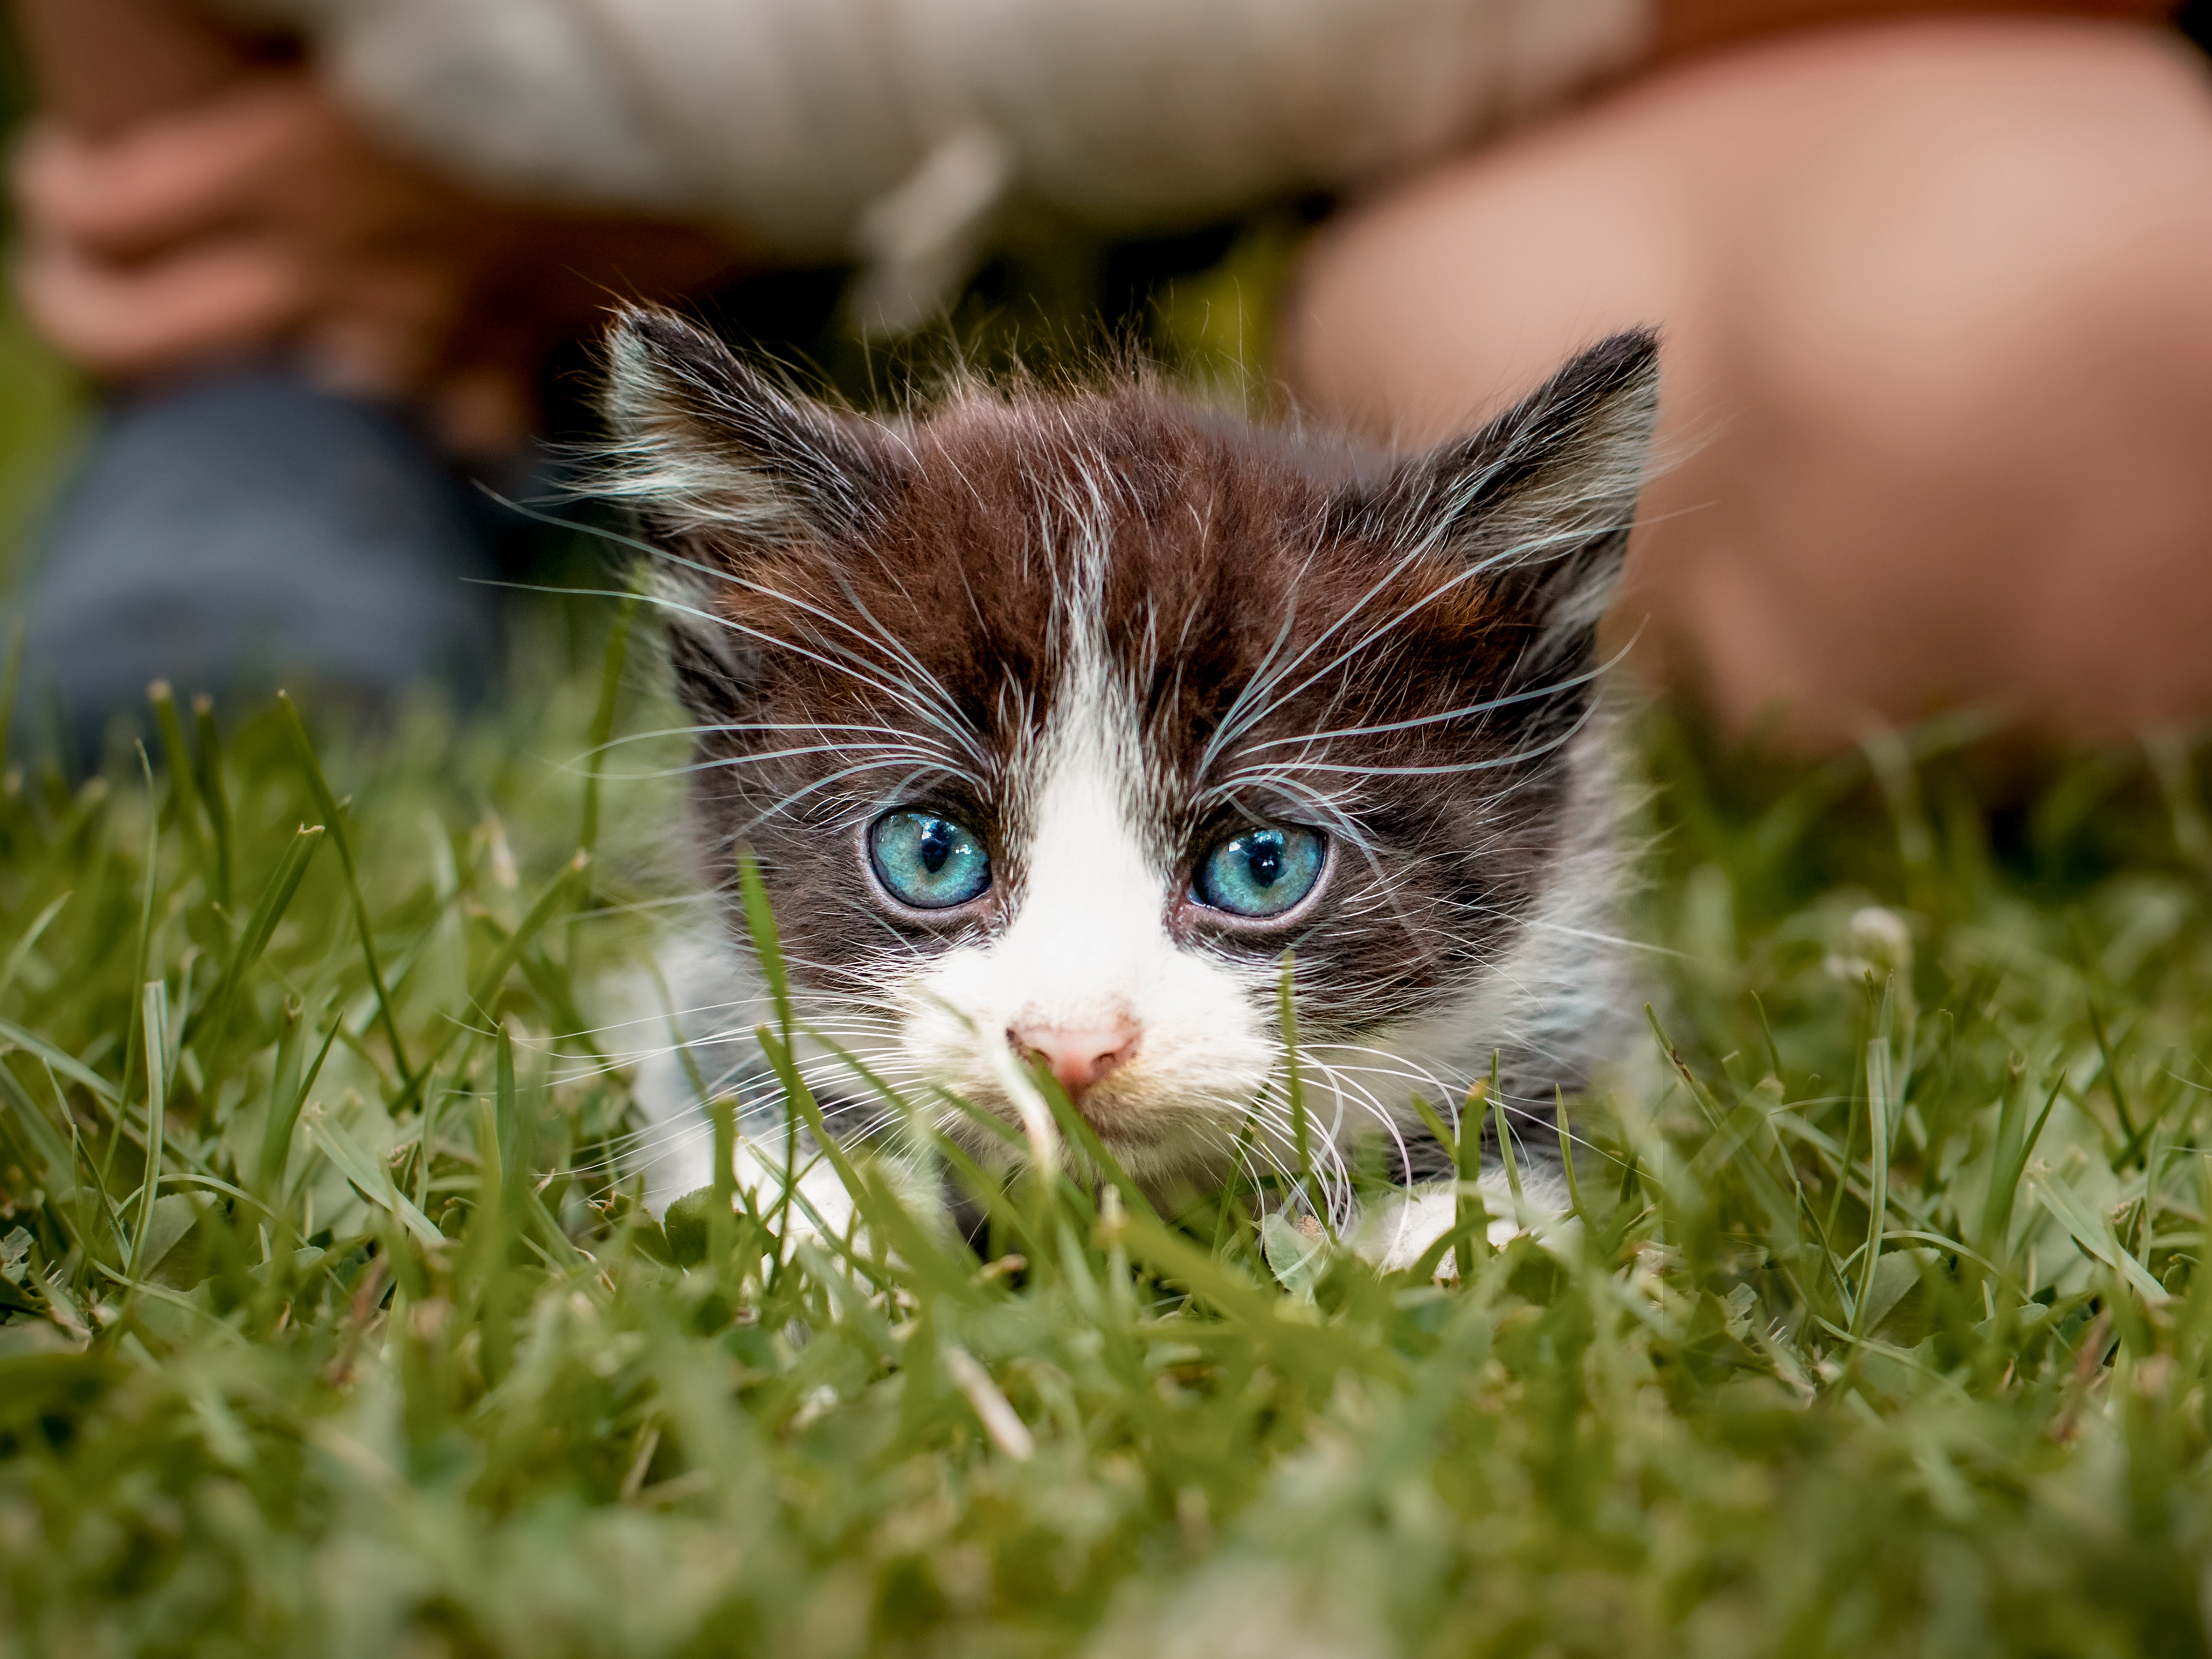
[0,309,85,590]
[676,202,1317,428]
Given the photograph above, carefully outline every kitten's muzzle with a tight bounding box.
[1007,1021,1138,1101]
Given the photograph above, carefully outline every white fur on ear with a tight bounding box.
[597,306,886,543]
[597,308,903,714]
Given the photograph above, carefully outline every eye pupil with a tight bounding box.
[1246,835,1283,887]
[919,821,952,873]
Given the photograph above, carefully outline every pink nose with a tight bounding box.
[1008,1021,1138,1098]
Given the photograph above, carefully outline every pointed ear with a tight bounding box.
[1387,329,1659,683]
[599,309,898,719]
[599,306,891,545]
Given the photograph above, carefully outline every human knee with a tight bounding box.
[1719,35,2212,482]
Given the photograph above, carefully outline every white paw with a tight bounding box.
[1352,1166,1580,1279]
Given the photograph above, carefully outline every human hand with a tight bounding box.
[13,67,746,456]
[14,70,492,397]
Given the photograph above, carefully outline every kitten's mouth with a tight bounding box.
[1071,1094,1168,1152]
[980,1078,1168,1153]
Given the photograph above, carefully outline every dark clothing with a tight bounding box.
[12,368,505,763]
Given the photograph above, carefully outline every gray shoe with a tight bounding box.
[12,367,505,764]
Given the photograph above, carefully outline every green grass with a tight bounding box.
[5,603,2212,1658]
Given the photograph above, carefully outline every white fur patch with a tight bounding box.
[1353,1164,1579,1278]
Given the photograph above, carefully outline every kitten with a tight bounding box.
[601,308,1656,1269]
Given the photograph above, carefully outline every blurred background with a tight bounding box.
[2,0,2210,771]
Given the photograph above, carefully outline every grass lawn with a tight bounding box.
[0,578,2208,1658]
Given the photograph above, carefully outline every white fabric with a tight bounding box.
[213,0,1648,291]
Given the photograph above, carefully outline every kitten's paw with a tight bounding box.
[658,1146,860,1263]
[1352,1167,1579,1280]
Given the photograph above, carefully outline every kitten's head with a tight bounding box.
[603,311,1656,1187]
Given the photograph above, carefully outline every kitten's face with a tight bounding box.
[605,313,1656,1184]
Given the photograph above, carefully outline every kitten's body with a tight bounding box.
[604,312,1656,1266]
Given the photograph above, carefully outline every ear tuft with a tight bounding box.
[1389,328,1660,682]
[598,306,885,543]
[598,309,895,725]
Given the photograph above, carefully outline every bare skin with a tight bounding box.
[1288,14,2212,745]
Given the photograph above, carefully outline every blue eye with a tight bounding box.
[1192,825,1325,919]
[869,811,991,909]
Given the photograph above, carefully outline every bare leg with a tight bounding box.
[1287,18,2212,745]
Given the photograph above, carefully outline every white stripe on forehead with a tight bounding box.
[1009,493,1162,951]
[898,482,1275,1154]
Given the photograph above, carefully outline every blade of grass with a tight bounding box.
[1984,1071,2065,1268]
[126,983,168,1279]
[69,1117,128,1271]
[1027,1062,1161,1228]
[118,745,160,1151]
[735,854,791,1036]
[0,891,71,1006]
[260,1005,339,1201]
[907,1095,1052,1256]
[2084,992,2149,1169]
[1410,1091,1485,1281]
[304,1107,444,1248]
[191,695,233,911]
[730,852,812,1259]
[0,1018,120,1106]
[1850,976,1896,1339]
[1488,1052,1522,1207]
[148,682,210,885]
[399,850,587,1111]
[1555,1090,1591,1230]
[189,824,324,1048]
[279,694,416,1091]
[1115,1210,1392,1377]
[2027,1167,2166,1303]
[852,1163,986,1304]
[472,1094,515,1385]
[753,1024,873,1224]
[794,1055,1037,1260]
[1406,1214,1493,1286]
[1750,990,1786,1084]
[494,1021,535,1214]
[0,1060,80,1233]
[1978,1060,2030,1260]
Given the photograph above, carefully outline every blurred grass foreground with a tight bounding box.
[1,570,2211,1659]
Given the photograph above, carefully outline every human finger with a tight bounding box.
[16,231,305,378]
[12,76,343,262]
